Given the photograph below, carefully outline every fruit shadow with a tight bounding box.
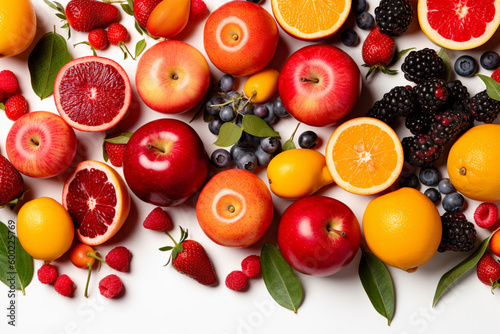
[113,90,144,131]
[104,197,141,247]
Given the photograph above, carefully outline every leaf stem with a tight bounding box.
[84,264,92,298]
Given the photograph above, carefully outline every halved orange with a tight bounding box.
[418,0,500,50]
[271,0,351,40]
[325,117,404,195]
[62,160,130,245]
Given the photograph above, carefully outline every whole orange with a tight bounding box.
[362,187,442,272]
[203,1,279,76]
[196,169,274,248]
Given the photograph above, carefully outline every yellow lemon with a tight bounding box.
[0,0,36,58]
[447,124,500,202]
[17,197,74,262]
[362,187,442,273]
[267,148,333,200]
[244,68,279,104]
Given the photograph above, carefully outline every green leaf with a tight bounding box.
[43,0,59,11]
[282,139,296,151]
[53,1,65,13]
[55,13,66,20]
[242,114,280,138]
[135,39,146,59]
[213,122,243,147]
[261,243,303,313]
[0,102,4,111]
[433,233,495,306]
[135,20,144,35]
[395,47,415,62]
[127,0,134,11]
[0,222,34,295]
[359,251,395,325]
[104,132,133,144]
[438,48,452,82]
[477,74,500,101]
[28,31,72,100]
[159,246,174,252]
[121,3,134,16]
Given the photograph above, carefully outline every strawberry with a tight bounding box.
[0,70,19,95]
[134,0,163,27]
[362,26,397,78]
[161,227,217,286]
[0,154,24,208]
[88,28,109,50]
[477,252,500,292]
[189,0,209,22]
[107,23,129,45]
[103,130,132,167]
[4,95,28,121]
[65,0,119,32]
[492,67,500,83]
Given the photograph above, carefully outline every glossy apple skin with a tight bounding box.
[123,118,209,207]
[203,1,279,76]
[136,40,211,114]
[278,44,361,127]
[278,196,361,276]
[6,111,77,178]
[196,169,274,248]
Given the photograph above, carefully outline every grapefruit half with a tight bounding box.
[62,160,130,245]
[54,56,132,132]
[418,0,500,50]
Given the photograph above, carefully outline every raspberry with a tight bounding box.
[105,246,132,272]
[375,0,413,36]
[4,95,28,121]
[225,270,248,291]
[54,274,76,297]
[37,264,58,284]
[474,203,499,228]
[0,89,5,102]
[189,0,208,22]
[241,255,261,278]
[438,212,476,252]
[402,134,443,167]
[107,23,129,45]
[0,70,19,94]
[88,28,109,50]
[99,274,123,298]
[143,207,173,231]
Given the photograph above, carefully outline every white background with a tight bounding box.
[1,0,500,333]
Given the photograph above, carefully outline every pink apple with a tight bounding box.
[6,111,77,178]
[278,44,361,127]
[123,118,209,207]
[278,195,361,276]
[136,40,211,114]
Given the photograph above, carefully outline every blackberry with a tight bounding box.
[401,48,445,84]
[405,111,432,135]
[428,109,471,146]
[438,212,476,252]
[414,77,449,115]
[402,134,443,167]
[469,90,500,123]
[375,0,413,36]
[367,86,417,124]
[446,80,470,110]
[366,100,398,125]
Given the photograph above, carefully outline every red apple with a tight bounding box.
[277,195,361,276]
[123,118,209,207]
[136,40,211,114]
[278,44,361,127]
[6,111,77,178]
[203,1,279,76]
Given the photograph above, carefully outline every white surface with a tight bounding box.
[1,0,500,333]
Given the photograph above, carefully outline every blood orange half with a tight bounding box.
[418,0,500,50]
[54,56,132,132]
[62,160,130,245]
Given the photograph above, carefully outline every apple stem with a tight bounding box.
[327,226,346,237]
[300,77,320,83]
[30,138,39,146]
[147,143,165,154]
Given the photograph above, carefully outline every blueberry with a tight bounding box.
[210,149,232,168]
[454,55,477,77]
[240,102,254,115]
[260,136,279,154]
[225,90,241,101]
[398,173,419,189]
[208,117,223,135]
[340,29,359,47]
[298,130,319,149]
[255,146,273,166]
[253,104,268,118]
[419,166,440,186]
[438,178,455,194]
[230,144,247,161]
[480,51,500,70]
[205,95,223,116]
[352,0,367,13]
[356,12,375,30]
[424,188,441,204]
[219,105,236,122]
[218,74,235,93]
[238,132,260,148]
[263,102,278,125]
[273,97,289,118]
[245,0,262,3]
[442,192,465,212]
[235,151,258,171]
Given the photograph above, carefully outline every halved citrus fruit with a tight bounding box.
[62,160,130,245]
[54,56,132,132]
[418,0,500,50]
[271,0,351,40]
[325,117,404,195]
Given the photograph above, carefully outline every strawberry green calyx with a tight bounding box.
[160,226,189,266]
